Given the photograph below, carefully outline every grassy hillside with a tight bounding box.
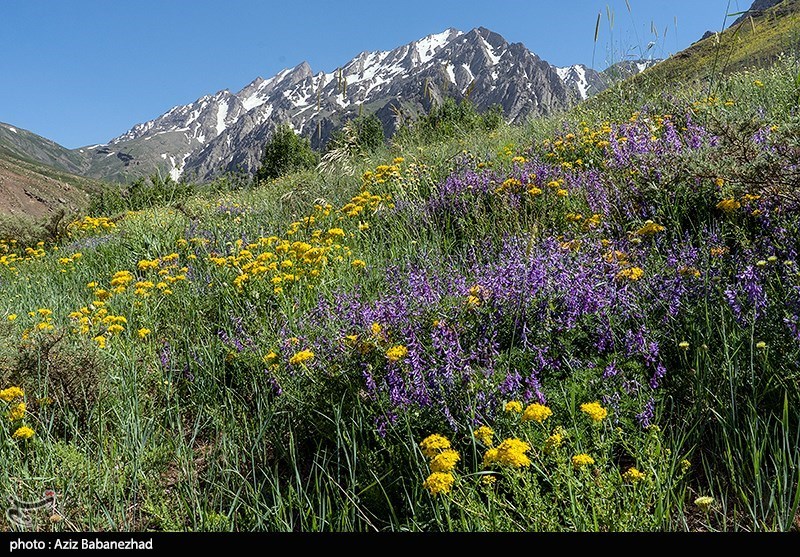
[580,0,800,118]
[1,51,799,532]
[0,151,107,219]
[0,123,88,176]
[654,0,800,81]
[0,123,108,220]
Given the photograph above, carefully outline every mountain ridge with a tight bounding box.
[70,27,622,183]
[0,26,659,189]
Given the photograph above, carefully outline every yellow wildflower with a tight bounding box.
[483,438,532,468]
[0,387,24,402]
[386,345,408,362]
[572,453,595,469]
[430,449,460,473]
[7,314,17,321]
[622,467,645,483]
[473,425,494,447]
[522,403,552,423]
[8,402,26,421]
[580,401,608,422]
[420,434,451,458]
[504,401,523,413]
[12,426,34,440]
[137,328,151,339]
[423,472,455,495]
[716,199,741,213]
[615,267,645,281]
[636,220,665,236]
[544,430,564,454]
[288,350,314,365]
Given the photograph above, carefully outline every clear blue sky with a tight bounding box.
[0,0,745,148]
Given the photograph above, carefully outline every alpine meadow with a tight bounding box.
[1,0,800,533]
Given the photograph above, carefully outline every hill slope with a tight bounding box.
[0,124,104,218]
[637,0,799,86]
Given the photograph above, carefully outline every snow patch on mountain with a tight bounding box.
[216,101,229,135]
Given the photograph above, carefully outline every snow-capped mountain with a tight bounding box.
[553,65,605,100]
[78,27,657,183]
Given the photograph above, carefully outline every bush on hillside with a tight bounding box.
[256,123,319,183]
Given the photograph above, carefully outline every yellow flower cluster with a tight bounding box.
[572,453,595,469]
[67,215,118,235]
[209,201,367,294]
[465,285,486,309]
[419,433,451,458]
[0,386,24,402]
[12,425,34,440]
[0,240,48,272]
[483,438,532,468]
[615,267,645,282]
[430,449,460,473]
[8,402,26,421]
[473,425,495,447]
[68,304,127,340]
[580,401,608,422]
[423,472,455,496]
[504,401,523,413]
[57,252,83,268]
[622,467,645,483]
[495,177,523,195]
[542,121,613,167]
[544,430,564,454]
[361,162,402,188]
[522,403,552,423]
[341,190,393,218]
[635,220,666,236]
[288,349,314,366]
[1,386,33,440]
[385,345,408,363]
[420,434,458,495]
[716,198,741,213]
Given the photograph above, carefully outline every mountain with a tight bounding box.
[3,27,660,188]
[0,123,104,218]
[78,27,603,183]
[553,59,661,100]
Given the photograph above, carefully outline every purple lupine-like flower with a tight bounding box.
[603,360,620,379]
[159,342,172,371]
[636,398,656,428]
[263,371,283,396]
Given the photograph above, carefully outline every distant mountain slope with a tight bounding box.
[0,122,88,175]
[0,123,104,218]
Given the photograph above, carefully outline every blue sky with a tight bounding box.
[0,0,744,148]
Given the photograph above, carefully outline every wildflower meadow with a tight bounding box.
[1,57,799,532]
